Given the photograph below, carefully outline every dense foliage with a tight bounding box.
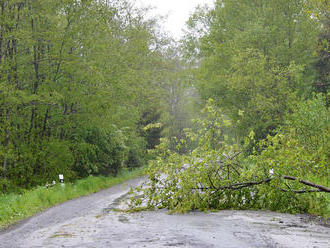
[131,0,330,217]
[184,0,328,139]
[0,0,176,191]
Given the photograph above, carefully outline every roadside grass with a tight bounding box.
[0,168,145,230]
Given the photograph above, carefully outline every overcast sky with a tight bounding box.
[135,0,215,40]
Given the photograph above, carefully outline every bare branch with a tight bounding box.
[278,188,321,194]
[282,176,330,193]
[190,176,330,194]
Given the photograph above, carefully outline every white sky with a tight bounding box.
[135,0,215,40]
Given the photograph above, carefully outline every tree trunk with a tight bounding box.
[3,108,10,191]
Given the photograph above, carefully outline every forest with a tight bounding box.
[0,0,329,216]
[0,0,174,191]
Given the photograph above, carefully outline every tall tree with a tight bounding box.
[184,0,322,140]
[0,0,172,190]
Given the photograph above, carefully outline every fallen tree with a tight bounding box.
[131,148,330,213]
[130,100,329,217]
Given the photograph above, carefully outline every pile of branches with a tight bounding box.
[131,150,329,212]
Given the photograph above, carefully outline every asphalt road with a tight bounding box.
[0,177,329,248]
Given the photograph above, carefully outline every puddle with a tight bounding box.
[118,215,129,223]
[102,191,131,213]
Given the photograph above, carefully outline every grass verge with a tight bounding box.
[0,168,145,230]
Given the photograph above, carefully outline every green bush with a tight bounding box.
[125,134,146,169]
[3,139,74,190]
[287,94,329,151]
[72,126,128,177]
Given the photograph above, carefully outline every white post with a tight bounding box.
[59,174,64,187]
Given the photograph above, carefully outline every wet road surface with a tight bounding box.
[0,177,329,248]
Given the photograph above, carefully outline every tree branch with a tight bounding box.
[278,188,321,194]
[282,176,330,193]
[191,176,330,194]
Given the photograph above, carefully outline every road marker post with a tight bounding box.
[59,174,65,187]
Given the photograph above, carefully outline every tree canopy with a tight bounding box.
[0,0,179,190]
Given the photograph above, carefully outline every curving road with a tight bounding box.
[0,177,329,248]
